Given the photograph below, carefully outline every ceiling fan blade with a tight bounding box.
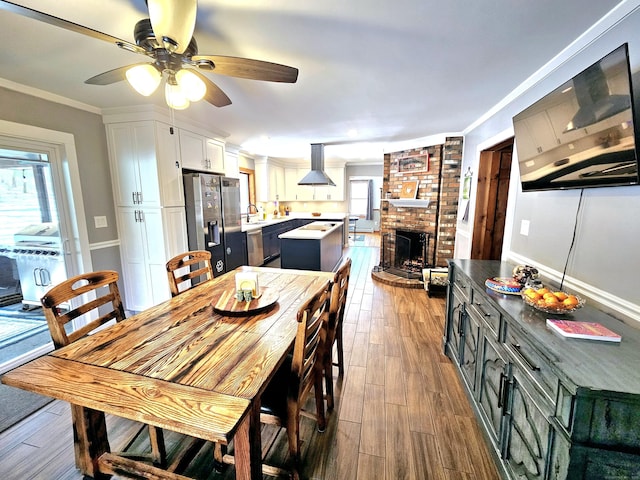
[189,70,232,107]
[192,55,298,83]
[85,64,139,85]
[0,0,144,54]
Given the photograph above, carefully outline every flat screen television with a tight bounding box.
[513,43,640,192]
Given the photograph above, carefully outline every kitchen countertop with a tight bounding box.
[278,221,343,240]
[241,212,348,232]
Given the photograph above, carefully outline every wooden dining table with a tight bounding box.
[1,266,333,480]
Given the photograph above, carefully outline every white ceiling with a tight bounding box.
[0,0,625,162]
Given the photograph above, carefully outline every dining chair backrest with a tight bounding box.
[329,257,351,336]
[166,250,213,297]
[292,280,330,408]
[320,257,351,410]
[40,270,168,467]
[40,270,126,349]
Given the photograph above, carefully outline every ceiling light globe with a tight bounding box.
[175,69,206,102]
[165,81,190,110]
[125,64,161,96]
[147,0,197,54]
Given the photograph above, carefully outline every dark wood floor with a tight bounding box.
[0,239,500,479]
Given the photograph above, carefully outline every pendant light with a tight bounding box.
[147,0,197,54]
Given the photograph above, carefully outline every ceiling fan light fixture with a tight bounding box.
[165,79,190,110]
[175,69,206,102]
[125,64,161,96]
[147,0,197,54]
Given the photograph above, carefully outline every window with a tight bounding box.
[349,180,369,216]
[239,167,256,214]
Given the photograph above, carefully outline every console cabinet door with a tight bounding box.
[446,289,465,364]
[460,306,481,392]
[478,334,508,448]
[503,366,554,480]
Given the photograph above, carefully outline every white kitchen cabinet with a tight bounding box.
[255,159,286,201]
[107,121,183,208]
[179,129,225,173]
[291,168,314,201]
[314,167,345,201]
[106,119,188,311]
[284,167,302,201]
[294,166,345,201]
[224,150,240,178]
[116,206,187,312]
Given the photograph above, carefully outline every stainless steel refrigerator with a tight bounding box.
[183,173,247,276]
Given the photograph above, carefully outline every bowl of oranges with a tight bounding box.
[521,287,584,314]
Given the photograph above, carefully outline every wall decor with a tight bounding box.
[398,154,429,173]
[399,180,419,198]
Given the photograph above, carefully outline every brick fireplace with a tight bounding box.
[373,137,462,286]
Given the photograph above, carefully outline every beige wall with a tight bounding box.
[0,87,121,273]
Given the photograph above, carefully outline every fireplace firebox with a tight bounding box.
[378,229,430,279]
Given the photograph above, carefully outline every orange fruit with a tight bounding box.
[537,288,550,296]
[563,296,579,308]
[544,296,559,305]
[554,291,568,301]
[543,292,556,300]
[527,291,542,301]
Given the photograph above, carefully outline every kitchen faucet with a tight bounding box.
[247,203,258,222]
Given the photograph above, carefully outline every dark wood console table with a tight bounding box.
[443,259,640,480]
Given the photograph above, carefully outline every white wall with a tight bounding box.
[458,2,640,324]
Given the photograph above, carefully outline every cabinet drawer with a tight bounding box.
[504,326,558,405]
[468,288,501,339]
[450,268,471,302]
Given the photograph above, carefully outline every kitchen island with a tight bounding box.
[279,221,344,272]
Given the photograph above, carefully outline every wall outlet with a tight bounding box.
[520,219,530,236]
[94,216,108,228]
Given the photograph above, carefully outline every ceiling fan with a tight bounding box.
[0,0,299,109]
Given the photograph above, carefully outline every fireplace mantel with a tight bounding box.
[384,198,430,208]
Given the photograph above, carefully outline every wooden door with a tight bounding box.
[471,139,513,260]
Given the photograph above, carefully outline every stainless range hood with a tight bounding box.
[298,143,336,186]
[565,62,631,132]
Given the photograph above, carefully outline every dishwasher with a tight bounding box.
[246,228,264,266]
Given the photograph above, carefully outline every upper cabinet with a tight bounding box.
[107,120,183,208]
[224,150,240,178]
[314,167,345,201]
[286,166,345,201]
[179,129,225,173]
[255,159,285,202]
[284,168,310,201]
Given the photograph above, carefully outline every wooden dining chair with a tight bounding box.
[166,250,214,297]
[166,249,229,471]
[40,270,167,467]
[224,280,330,478]
[320,257,352,410]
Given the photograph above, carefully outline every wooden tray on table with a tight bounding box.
[213,287,279,316]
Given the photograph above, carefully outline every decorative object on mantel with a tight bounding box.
[399,181,419,199]
[397,154,429,173]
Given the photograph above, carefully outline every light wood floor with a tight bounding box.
[0,239,499,480]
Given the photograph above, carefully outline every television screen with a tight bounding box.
[513,44,639,192]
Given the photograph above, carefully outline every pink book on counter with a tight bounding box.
[546,319,621,342]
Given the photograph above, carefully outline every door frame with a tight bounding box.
[0,119,92,372]
[471,137,514,260]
